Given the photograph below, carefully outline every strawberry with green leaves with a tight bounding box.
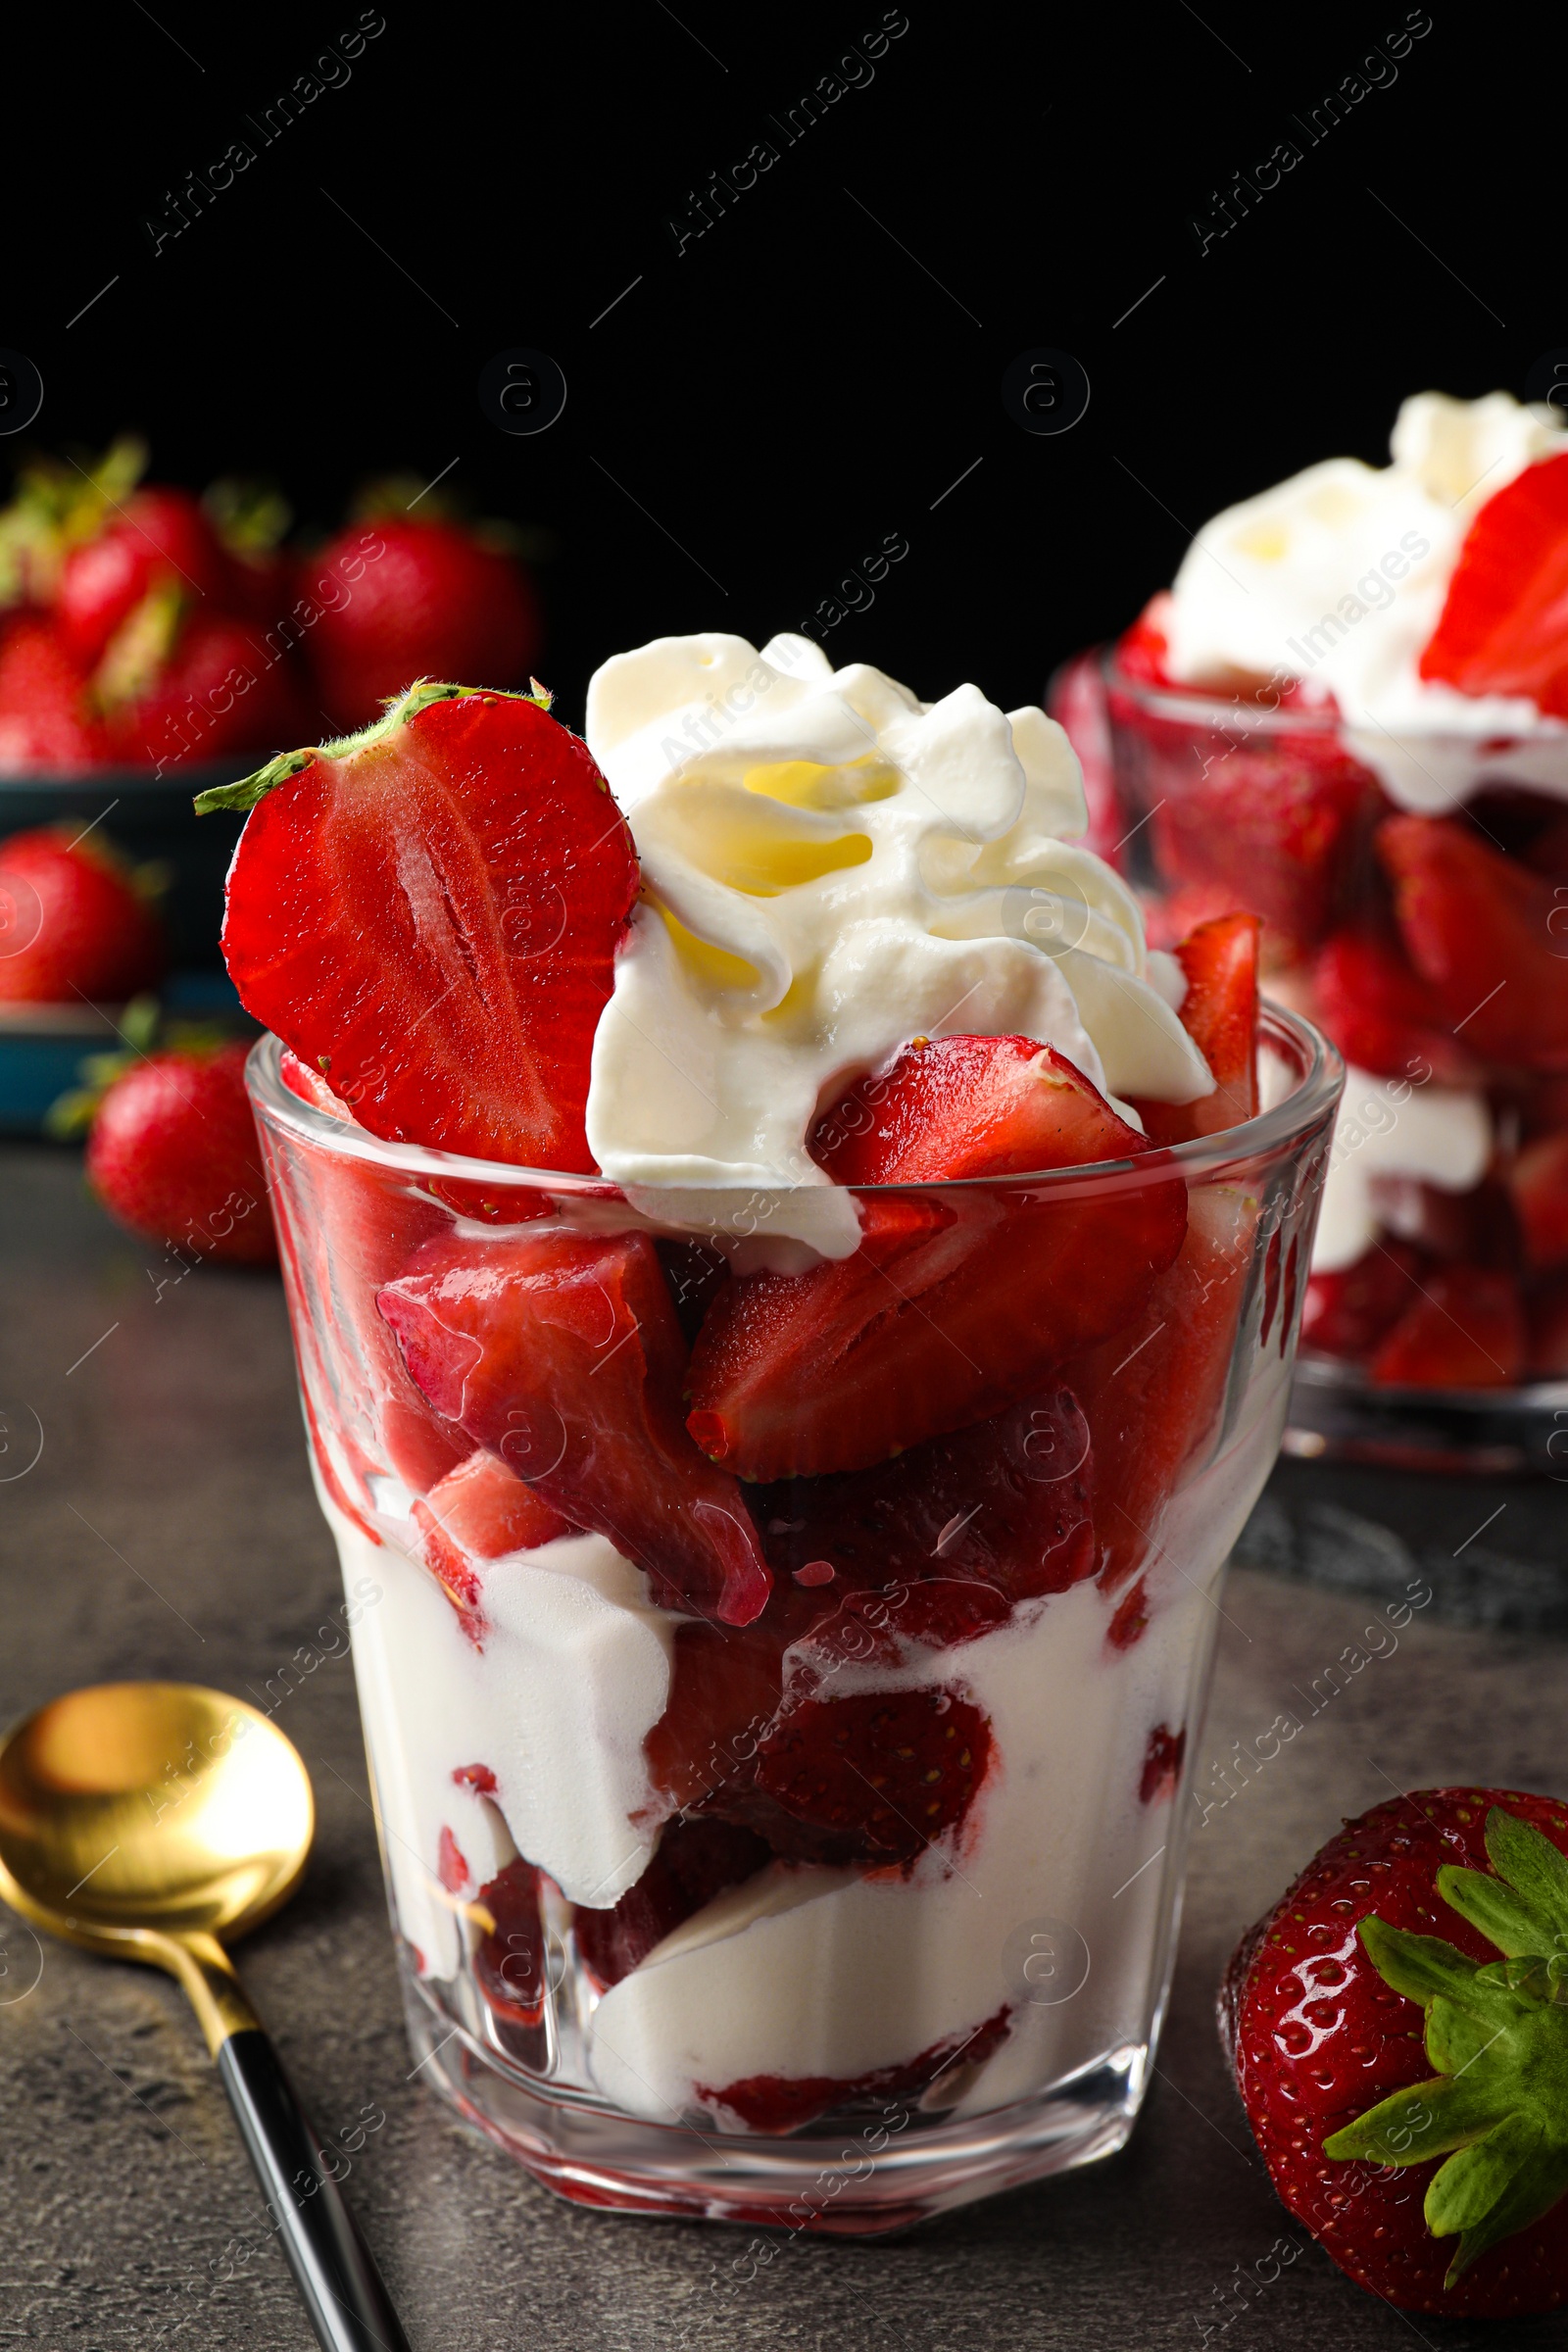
[1225,1788,1568,2317]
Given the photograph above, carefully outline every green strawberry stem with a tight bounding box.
[192,676,555,816]
[1322,1806,1568,2286]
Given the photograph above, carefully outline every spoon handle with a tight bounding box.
[219,2028,413,2352]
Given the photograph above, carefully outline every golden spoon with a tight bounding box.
[0,1681,410,2352]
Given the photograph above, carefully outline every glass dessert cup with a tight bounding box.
[249,1014,1340,2232]
[1051,652,1568,1475]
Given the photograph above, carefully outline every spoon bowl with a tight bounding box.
[0,1679,407,2352]
[0,1681,313,1952]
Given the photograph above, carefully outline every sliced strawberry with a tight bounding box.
[1510,1132,1568,1269]
[1301,1241,1427,1359]
[1419,450,1568,713]
[573,1817,771,1990]
[272,1051,467,1502]
[687,1040,1187,1482]
[1368,1264,1527,1389]
[1377,813,1568,1072]
[644,1618,788,1817]
[752,1387,1095,1631]
[1310,930,1482,1087]
[411,1449,573,1630]
[201,683,639,1171]
[701,2006,1012,2134]
[1113,689,1375,958]
[1132,911,1259,1145]
[474,1855,550,2067]
[1063,1186,1256,1592]
[702,1684,993,1870]
[378,1227,771,1626]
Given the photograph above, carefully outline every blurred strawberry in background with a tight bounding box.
[0,444,545,767]
[49,1004,275,1265]
[298,476,542,730]
[0,824,167,1002]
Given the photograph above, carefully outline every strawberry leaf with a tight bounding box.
[1427,2112,1544,2237]
[1327,1803,1568,2284]
[1486,1806,1568,1940]
[1357,1917,1494,2011]
[1323,2075,1501,2168]
[1437,1862,1561,1959]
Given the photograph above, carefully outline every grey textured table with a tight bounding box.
[3,1141,1565,2351]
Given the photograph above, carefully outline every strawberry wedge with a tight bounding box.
[197,681,639,1169]
[1420,449,1568,713]
[1132,910,1260,1145]
[1377,813,1568,1072]
[685,1038,1187,1481]
[378,1228,771,1626]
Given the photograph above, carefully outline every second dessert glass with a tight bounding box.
[250,1009,1340,2230]
[1053,650,1568,1474]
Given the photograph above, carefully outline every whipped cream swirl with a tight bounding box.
[582,632,1211,1255]
[1164,392,1568,811]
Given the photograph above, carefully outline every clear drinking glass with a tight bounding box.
[1049,651,1568,1474]
[249,1011,1341,2230]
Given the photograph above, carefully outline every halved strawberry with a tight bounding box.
[686,1040,1187,1482]
[199,681,639,1171]
[378,1227,771,1626]
[1368,1265,1527,1389]
[701,1684,993,1870]
[1378,814,1568,1073]
[1132,910,1258,1145]
[1310,930,1482,1087]
[1420,450,1568,713]
[1511,1134,1568,1270]
[573,1817,771,1990]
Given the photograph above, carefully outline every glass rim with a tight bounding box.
[246,1003,1344,1200]
[1098,642,1568,752]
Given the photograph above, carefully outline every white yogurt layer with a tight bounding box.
[326,1282,1286,2124]
[329,1489,675,1982]
[1312,1066,1493,1274]
[1164,392,1568,811]
[582,634,1212,1254]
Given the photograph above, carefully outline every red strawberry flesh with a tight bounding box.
[1420,451,1568,714]
[687,1038,1187,1481]
[378,1225,771,1626]
[208,685,639,1170]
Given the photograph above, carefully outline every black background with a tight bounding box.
[7,1,1552,731]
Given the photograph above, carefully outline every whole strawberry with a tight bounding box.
[0,617,112,770]
[300,517,540,730]
[85,1041,276,1264]
[102,608,311,769]
[0,825,166,1002]
[56,485,230,667]
[1224,1788,1568,2316]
